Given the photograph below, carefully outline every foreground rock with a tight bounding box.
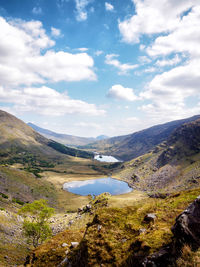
[143,195,200,266]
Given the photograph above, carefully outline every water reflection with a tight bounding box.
[63,177,132,196]
[94,155,121,163]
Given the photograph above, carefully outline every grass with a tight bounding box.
[25,186,200,267]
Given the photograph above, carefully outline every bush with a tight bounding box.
[12,198,25,205]
[0,192,8,199]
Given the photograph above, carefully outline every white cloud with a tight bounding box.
[75,0,91,21]
[144,67,157,73]
[118,1,200,122]
[0,17,96,87]
[77,47,88,52]
[51,27,61,37]
[119,0,197,44]
[146,6,200,58]
[0,86,105,116]
[105,54,138,75]
[75,122,101,129]
[95,50,103,56]
[155,54,181,67]
[105,2,114,11]
[32,7,42,15]
[107,84,139,101]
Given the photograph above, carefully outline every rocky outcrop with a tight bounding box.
[143,195,200,266]
[157,119,200,167]
[172,195,200,249]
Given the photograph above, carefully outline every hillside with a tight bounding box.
[83,115,200,161]
[22,119,200,267]
[115,119,200,193]
[0,110,94,164]
[28,123,108,147]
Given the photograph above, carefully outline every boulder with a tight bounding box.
[62,243,68,248]
[143,213,157,223]
[172,195,200,249]
[70,242,79,248]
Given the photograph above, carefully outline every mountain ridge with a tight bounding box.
[27,122,109,146]
[83,115,200,161]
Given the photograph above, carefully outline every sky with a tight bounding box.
[0,0,200,137]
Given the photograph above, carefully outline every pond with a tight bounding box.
[63,177,132,196]
[94,154,121,163]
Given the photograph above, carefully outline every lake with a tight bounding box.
[63,177,132,196]
[94,154,121,163]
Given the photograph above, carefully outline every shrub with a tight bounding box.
[19,199,55,247]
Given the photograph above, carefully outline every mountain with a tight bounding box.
[0,110,93,162]
[115,118,200,193]
[27,123,108,146]
[96,135,109,140]
[83,115,200,161]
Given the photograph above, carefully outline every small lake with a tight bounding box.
[63,177,132,196]
[94,155,121,163]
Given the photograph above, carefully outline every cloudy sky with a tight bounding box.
[0,0,200,137]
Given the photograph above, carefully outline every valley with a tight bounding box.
[1,110,200,266]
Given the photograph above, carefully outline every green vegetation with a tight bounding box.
[25,188,200,266]
[19,199,55,247]
[47,140,94,159]
[0,192,8,199]
[12,198,25,205]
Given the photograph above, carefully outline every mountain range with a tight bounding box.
[79,115,200,161]
[1,110,200,266]
[27,122,108,147]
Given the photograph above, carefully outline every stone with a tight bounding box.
[68,220,74,226]
[139,228,146,234]
[78,207,83,213]
[58,256,69,267]
[62,243,68,247]
[70,242,79,248]
[172,195,200,249]
[143,213,157,223]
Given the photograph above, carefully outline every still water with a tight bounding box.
[63,177,132,196]
[94,155,121,163]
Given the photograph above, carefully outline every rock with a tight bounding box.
[139,228,146,234]
[70,242,79,248]
[143,246,171,267]
[85,204,92,212]
[97,225,102,231]
[142,196,200,266]
[172,195,200,249]
[78,207,83,213]
[62,243,68,247]
[68,220,74,226]
[143,213,157,223]
[58,256,69,267]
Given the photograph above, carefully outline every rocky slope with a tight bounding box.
[82,115,200,161]
[25,189,200,267]
[114,119,200,193]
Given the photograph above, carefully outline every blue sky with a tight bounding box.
[0,0,200,137]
